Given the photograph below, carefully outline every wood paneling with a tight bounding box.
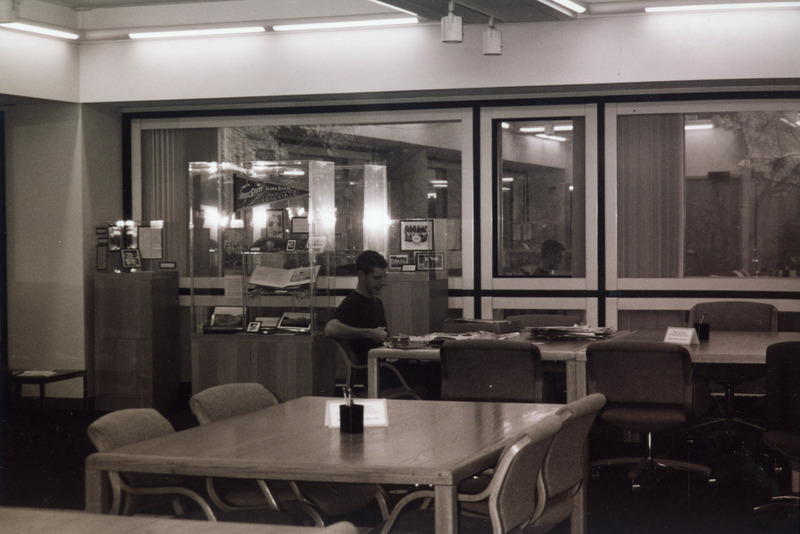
[94,271,180,411]
[191,334,336,401]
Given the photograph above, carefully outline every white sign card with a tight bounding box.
[325,399,388,428]
[664,327,699,345]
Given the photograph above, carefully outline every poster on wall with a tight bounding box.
[400,220,433,251]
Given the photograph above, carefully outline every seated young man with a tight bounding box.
[324,250,439,397]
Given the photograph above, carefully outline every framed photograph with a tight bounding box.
[211,306,244,327]
[266,210,284,239]
[286,239,297,252]
[416,252,444,271]
[291,216,309,234]
[222,228,247,271]
[120,249,142,269]
[246,321,262,333]
[400,219,433,251]
[389,254,409,271]
[96,245,108,270]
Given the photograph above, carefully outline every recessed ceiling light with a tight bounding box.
[129,26,265,39]
[646,1,800,12]
[0,22,79,40]
[273,17,418,32]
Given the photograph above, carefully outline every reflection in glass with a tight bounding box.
[617,109,800,278]
[496,118,585,277]
[685,111,800,277]
[143,120,463,277]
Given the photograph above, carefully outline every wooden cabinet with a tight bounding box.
[191,333,336,401]
[94,271,180,411]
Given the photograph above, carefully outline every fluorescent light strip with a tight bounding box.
[684,124,714,130]
[129,26,265,39]
[367,0,419,16]
[273,17,418,32]
[519,126,546,133]
[646,2,800,12]
[0,22,79,40]
[549,0,588,13]
[535,133,568,142]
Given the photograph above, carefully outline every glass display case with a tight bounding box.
[187,160,393,399]
[188,160,338,334]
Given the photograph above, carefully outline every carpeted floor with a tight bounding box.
[1,397,797,533]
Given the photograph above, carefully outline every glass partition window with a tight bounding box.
[495,118,586,277]
[617,109,800,278]
[140,117,464,278]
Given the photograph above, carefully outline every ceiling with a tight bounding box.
[14,0,796,33]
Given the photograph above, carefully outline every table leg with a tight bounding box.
[368,357,380,398]
[565,361,578,403]
[39,383,46,410]
[434,484,458,534]
[567,358,587,400]
[85,467,110,513]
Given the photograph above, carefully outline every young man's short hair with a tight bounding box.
[355,250,388,275]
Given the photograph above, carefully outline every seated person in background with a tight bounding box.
[324,250,390,369]
[324,250,439,397]
[531,239,565,276]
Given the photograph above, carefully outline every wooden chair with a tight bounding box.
[189,383,389,526]
[376,414,564,534]
[87,408,217,520]
[587,340,714,491]
[753,341,800,519]
[440,339,543,403]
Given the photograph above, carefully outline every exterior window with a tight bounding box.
[495,118,586,278]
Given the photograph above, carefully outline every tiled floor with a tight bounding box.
[1,397,797,533]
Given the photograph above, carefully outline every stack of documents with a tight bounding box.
[525,325,614,340]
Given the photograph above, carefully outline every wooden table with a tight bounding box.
[85,397,561,534]
[368,336,601,403]
[10,369,87,409]
[618,330,800,363]
[0,506,359,534]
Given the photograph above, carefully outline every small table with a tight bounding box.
[86,397,562,534]
[10,369,87,410]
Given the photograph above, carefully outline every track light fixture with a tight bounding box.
[482,17,501,55]
[441,1,462,43]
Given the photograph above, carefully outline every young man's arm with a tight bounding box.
[324,319,387,345]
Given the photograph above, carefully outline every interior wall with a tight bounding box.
[5,103,121,398]
[74,11,800,104]
[0,30,79,102]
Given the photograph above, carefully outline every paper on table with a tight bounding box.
[16,370,57,377]
[325,399,388,428]
[664,327,699,345]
